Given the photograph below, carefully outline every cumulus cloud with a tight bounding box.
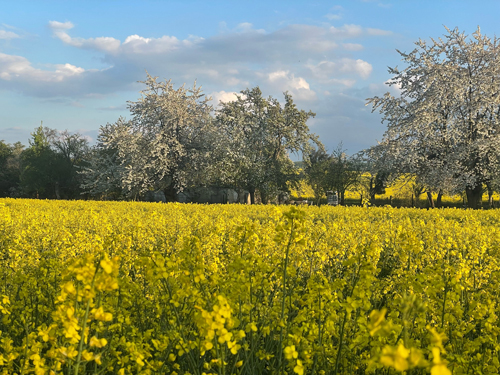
[48,20,74,30]
[0,30,20,40]
[307,58,373,80]
[0,16,393,138]
[36,20,390,100]
[267,70,317,101]
[305,87,385,153]
[0,52,86,82]
[329,24,363,38]
[329,78,357,87]
[47,20,386,63]
[49,20,121,53]
[209,91,243,107]
[0,51,128,98]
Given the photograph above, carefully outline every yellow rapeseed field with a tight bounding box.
[0,199,499,374]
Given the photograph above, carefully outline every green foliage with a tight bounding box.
[19,125,90,199]
[0,140,23,197]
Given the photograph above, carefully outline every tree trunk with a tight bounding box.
[369,177,375,204]
[249,187,255,205]
[260,190,268,205]
[465,185,482,209]
[340,190,345,205]
[163,185,177,202]
[436,190,443,208]
[426,191,435,208]
[487,184,494,209]
[55,181,61,200]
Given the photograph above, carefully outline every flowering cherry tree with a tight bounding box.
[367,27,500,208]
[82,73,214,200]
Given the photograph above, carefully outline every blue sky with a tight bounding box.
[1,0,500,154]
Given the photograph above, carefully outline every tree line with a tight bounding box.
[1,76,357,203]
[3,27,500,208]
[0,75,376,205]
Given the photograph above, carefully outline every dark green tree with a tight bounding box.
[0,141,24,197]
[325,145,363,205]
[20,126,90,199]
[304,147,331,205]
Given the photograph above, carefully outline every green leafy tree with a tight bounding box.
[50,130,90,198]
[20,126,90,199]
[304,147,331,205]
[326,145,363,205]
[20,126,58,198]
[0,141,24,197]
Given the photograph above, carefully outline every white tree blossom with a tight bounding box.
[80,118,130,198]
[367,27,500,208]
[215,87,320,203]
[82,73,213,200]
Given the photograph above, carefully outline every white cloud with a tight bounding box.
[48,21,74,30]
[329,78,357,87]
[267,70,316,101]
[329,24,363,38]
[49,21,207,55]
[0,52,86,82]
[268,70,288,82]
[209,90,243,107]
[385,78,402,95]
[0,20,387,103]
[352,59,372,78]
[325,13,342,20]
[122,35,183,54]
[308,58,372,80]
[234,22,266,34]
[369,79,402,96]
[236,22,253,32]
[49,20,121,53]
[70,101,84,108]
[0,30,20,40]
[342,43,363,51]
[54,63,85,77]
[367,28,392,36]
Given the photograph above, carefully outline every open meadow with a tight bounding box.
[0,199,499,374]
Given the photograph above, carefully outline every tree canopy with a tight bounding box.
[367,27,500,208]
[82,73,214,200]
[215,87,320,203]
[82,77,320,203]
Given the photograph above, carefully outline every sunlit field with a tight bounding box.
[1,199,499,374]
[291,174,500,208]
